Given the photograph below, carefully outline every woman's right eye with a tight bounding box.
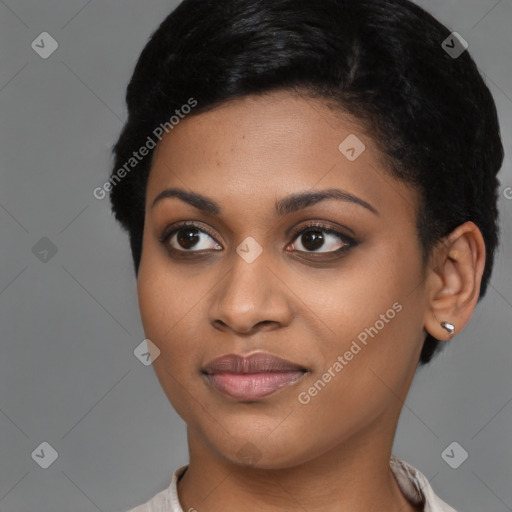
[161,224,223,252]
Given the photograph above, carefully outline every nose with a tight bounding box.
[208,251,293,335]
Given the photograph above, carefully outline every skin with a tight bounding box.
[137,90,486,512]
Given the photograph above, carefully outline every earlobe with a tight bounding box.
[423,221,486,341]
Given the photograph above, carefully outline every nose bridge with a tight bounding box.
[222,248,272,312]
[209,245,289,332]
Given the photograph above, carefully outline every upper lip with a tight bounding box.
[203,351,307,374]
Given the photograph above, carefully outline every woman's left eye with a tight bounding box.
[287,225,353,254]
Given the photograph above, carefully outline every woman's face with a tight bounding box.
[137,90,430,468]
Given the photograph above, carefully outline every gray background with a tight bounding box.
[0,1,510,511]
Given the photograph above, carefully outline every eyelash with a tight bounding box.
[159,221,356,258]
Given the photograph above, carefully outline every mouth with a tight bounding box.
[202,351,308,401]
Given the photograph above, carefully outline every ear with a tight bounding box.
[423,221,486,341]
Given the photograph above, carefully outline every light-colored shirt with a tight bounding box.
[126,455,458,512]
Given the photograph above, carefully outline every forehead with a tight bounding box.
[147,91,418,222]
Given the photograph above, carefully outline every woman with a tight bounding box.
[110,0,504,510]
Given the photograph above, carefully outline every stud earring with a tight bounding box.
[440,321,455,336]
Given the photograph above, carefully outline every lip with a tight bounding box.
[202,351,308,401]
[203,351,306,374]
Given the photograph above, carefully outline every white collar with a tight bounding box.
[389,455,458,512]
[127,455,459,512]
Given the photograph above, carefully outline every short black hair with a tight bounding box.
[109,0,504,365]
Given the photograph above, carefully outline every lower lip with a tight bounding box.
[205,371,306,401]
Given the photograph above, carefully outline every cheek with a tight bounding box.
[304,239,424,392]
[138,275,191,346]
[138,229,190,331]
[137,263,206,418]
[136,245,214,381]
[137,246,188,355]
[306,239,417,338]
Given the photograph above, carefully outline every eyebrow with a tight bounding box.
[151,187,379,216]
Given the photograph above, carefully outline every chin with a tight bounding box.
[199,424,319,470]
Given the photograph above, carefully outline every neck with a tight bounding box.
[177,416,419,512]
